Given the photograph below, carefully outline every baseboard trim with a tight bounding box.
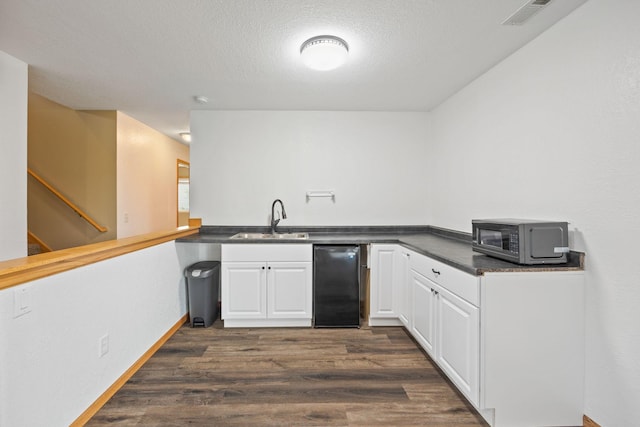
[368,316,403,327]
[584,414,601,427]
[70,314,188,426]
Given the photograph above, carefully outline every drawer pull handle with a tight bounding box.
[432,268,441,276]
[261,266,266,270]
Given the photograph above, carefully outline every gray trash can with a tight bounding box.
[185,261,220,327]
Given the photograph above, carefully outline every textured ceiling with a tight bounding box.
[0,0,588,142]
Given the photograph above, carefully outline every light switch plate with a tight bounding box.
[99,334,109,357]
[13,285,33,318]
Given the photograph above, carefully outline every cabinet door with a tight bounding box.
[221,262,267,320]
[435,285,479,406]
[397,249,411,328]
[267,262,312,319]
[410,269,436,357]
[369,244,398,318]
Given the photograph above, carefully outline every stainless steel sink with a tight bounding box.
[230,232,309,240]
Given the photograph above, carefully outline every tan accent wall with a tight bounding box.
[116,112,189,238]
[28,93,117,250]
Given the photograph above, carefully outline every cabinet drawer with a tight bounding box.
[222,244,312,262]
[409,251,479,307]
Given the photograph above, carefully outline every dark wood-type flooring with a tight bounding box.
[87,321,488,426]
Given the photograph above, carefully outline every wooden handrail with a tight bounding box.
[27,168,108,233]
[27,230,53,253]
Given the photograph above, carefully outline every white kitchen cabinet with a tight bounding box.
[369,244,403,326]
[478,271,584,427]
[222,261,266,319]
[435,284,479,406]
[410,269,436,356]
[407,250,584,427]
[409,254,480,407]
[221,244,312,327]
[369,243,479,406]
[397,248,411,328]
[267,262,312,319]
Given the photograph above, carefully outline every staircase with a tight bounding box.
[27,168,108,255]
[28,243,43,256]
[27,231,52,256]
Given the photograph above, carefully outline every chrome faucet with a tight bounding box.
[271,199,287,234]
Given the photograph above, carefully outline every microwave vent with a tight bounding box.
[502,0,553,26]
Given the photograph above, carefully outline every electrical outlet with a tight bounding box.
[99,334,109,357]
[13,285,33,318]
[123,212,129,223]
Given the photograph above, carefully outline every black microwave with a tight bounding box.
[472,219,570,265]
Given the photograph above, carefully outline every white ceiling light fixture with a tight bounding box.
[179,132,192,143]
[300,35,349,71]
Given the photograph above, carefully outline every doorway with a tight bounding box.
[177,159,190,227]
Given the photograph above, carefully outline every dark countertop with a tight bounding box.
[176,225,584,276]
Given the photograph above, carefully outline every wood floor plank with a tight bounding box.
[345,402,486,426]
[114,403,350,427]
[86,321,488,426]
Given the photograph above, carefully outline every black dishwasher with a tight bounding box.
[313,245,361,328]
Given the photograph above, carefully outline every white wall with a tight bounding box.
[0,242,188,426]
[190,111,430,226]
[117,112,190,238]
[0,51,27,261]
[428,1,640,425]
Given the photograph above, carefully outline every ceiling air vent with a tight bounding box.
[502,0,553,25]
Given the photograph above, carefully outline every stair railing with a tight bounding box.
[27,168,108,233]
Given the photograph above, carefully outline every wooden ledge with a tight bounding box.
[0,227,200,291]
[584,415,601,427]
